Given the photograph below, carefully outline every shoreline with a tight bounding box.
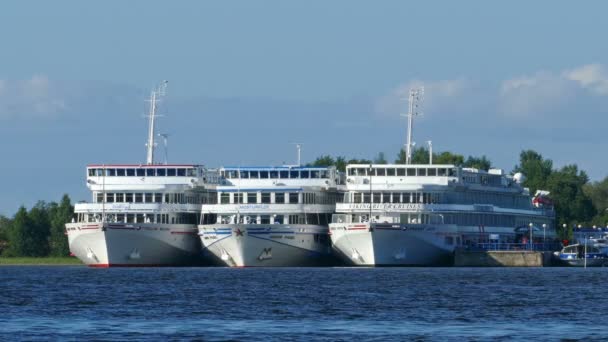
[0,257,83,266]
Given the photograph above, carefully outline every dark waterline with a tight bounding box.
[0,266,606,341]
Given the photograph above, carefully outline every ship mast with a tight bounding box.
[145,81,168,165]
[404,87,424,164]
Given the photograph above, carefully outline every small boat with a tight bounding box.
[555,244,607,267]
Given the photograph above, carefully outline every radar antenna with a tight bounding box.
[401,87,424,164]
[145,80,168,165]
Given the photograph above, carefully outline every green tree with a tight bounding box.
[546,164,596,236]
[335,157,347,172]
[309,155,335,167]
[0,215,10,255]
[583,177,608,227]
[27,201,52,257]
[49,194,73,256]
[513,150,553,195]
[463,155,492,170]
[395,148,465,165]
[434,152,465,165]
[5,207,31,256]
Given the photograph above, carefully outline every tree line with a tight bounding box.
[309,148,606,238]
[0,195,72,257]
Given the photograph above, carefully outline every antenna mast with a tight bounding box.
[145,80,168,165]
[404,87,424,164]
[291,143,303,166]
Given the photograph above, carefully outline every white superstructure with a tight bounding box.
[198,166,342,267]
[65,81,217,267]
[329,164,556,266]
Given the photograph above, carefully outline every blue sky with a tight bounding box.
[1,1,607,215]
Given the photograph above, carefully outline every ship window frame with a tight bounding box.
[157,168,166,176]
[261,193,271,204]
[240,171,249,179]
[117,169,126,176]
[116,193,124,203]
[247,192,257,204]
[428,168,437,176]
[275,192,285,204]
[220,193,230,204]
[88,169,95,177]
[376,168,386,176]
[311,170,320,178]
[146,168,155,177]
[279,171,289,178]
[126,169,135,176]
[269,171,279,179]
[177,169,186,177]
[300,170,310,178]
[438,168,447,176]
[386,168,395,176]
[407,168,416,176]
[125,193,133,202]
[135,193,143,203]
[259,171,269,179]
[290,170,299,178]
[167,168,176,176]
[107,169,116,176]
[249,171,259,179]
[397,168,405,176]
[288,192,299,204]
[417,168,427,176]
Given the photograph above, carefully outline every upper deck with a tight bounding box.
[214,165,341,189]
[343,164,521,193]
[85,164,219,192]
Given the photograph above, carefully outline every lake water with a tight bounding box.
[0,266,606,341]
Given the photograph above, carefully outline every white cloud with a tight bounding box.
[0,75,67,120]
[563,63,608,95]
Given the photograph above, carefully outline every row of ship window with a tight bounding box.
[218,192,339,205]
[202,213,332,225]
[221,170,330,179]
[92,192,341,205]
[343,191,533,209]
[333,213,552,227]
[348,167,456,177]
[79,213,198,224]
[94,192,199,204]
[88,168,197,177]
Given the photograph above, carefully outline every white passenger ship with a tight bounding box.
[329,88,555,266]
[329,164,556,266]
[198,166,342,267]
[65,82,217,267]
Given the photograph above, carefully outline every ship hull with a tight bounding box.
[199,224,337,267]
[66,223,203,267]
[330,224,455,266]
